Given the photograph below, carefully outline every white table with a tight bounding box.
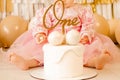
[0,48,120,80]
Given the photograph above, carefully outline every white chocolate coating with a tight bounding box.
[66,30,80,45]
[43,43,85,79]
[48,31,64,45]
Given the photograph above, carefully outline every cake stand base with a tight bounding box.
[29,67,98,80]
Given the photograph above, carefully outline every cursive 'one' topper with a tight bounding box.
[43,0,79,34]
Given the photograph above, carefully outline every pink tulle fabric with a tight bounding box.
[7,4,94,64]
[7,3,120,65]
[83,32,120,64]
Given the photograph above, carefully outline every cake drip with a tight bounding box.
[43,44,84,63]
[55,46,84,63]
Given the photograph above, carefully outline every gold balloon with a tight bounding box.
[0,40,2,48]
[115,24,120,45]
[0,16,28,48]
[108,19,120,43]
[93,13,110,36]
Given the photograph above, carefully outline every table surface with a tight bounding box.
[0,48,120,80]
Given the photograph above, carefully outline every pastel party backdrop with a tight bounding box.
[1,0,120,21]
[0,0,120,48]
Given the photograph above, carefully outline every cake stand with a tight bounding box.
[29,67,98,80]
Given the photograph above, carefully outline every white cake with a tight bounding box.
[43,43,85,79]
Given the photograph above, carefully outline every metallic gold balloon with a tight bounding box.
[93,13,110,36]
[0,16,28,48]
[0,40,3,48]
[115,25,120,45]
[108,19,120,43]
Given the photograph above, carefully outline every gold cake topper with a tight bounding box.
[43,0,79,34]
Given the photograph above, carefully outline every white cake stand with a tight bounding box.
[29,67,98,80]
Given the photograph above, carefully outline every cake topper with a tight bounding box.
[43,0,79,34]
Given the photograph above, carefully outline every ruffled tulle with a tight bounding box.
[7,4,119,66]
[7,30,47,63]
[83,32,120,64]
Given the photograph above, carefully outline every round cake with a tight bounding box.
[43,43,85,79]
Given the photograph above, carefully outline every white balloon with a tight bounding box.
[66,30,80,45]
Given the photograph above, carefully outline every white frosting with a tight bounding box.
[43,43,84,79]
[66,30,80,45]
[48,31,64,45]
